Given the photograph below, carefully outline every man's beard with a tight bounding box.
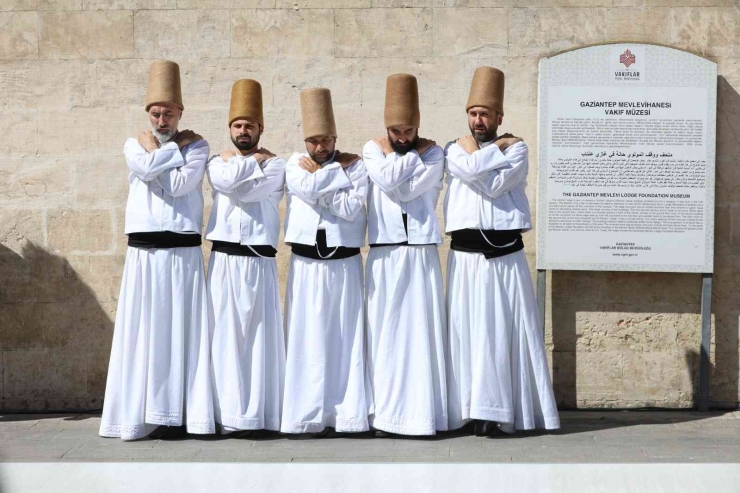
[153,127,177,144]
[232,133,259,152]
[470,123,497,144]
[309,149,333,165]
[390,134,419,155]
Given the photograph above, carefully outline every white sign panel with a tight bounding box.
[537,43,717,273]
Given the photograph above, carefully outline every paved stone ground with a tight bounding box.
[1,411,740,463]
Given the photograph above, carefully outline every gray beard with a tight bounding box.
[153,128,177,144]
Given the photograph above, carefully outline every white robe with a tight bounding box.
[281,253,370,434]
[208,251,285,432]
[446,249,560,431]
[100,246,215,440]
[366,245,448,435]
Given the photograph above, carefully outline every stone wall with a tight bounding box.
[0,0,738,411]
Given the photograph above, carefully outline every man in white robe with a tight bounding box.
[362,74,448,436]
[444,66,560,436]
[206,79,286,437]
[100,60,215,441]
[281,87,371,435]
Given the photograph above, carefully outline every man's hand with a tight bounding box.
[495,135,523,152]
[335,152,360,169]
[175,129,202,149]
[220,150,236,161]
[416,137,436,156]
[253,148,276,164]
[456,135,479,155]
[298,157,321,174]
[137,130,159,153]
[373,136,394,156]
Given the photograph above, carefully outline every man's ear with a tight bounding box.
[259,125,264,136]
[497,113,503,126]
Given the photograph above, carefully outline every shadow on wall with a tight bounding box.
[551,76,740,410]
[0,242,114,412]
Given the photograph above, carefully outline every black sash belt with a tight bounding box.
[127,231,202,249]
[291,230,360,260]
[450,228,524,259]
[369,213,436,248]
[211,241,277,258]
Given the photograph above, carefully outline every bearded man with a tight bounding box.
[362,74,448,436]
[205,79,286,436]
[100,60,214,441]
[444,66,559,436]
[280,88,371,435]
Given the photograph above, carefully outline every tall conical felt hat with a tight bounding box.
[229,79,264,127]
[384,73,420,128]
[145,60,184,111]
[300,87,337,139]
[466,66,505,115]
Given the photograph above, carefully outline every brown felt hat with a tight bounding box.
[300,87,337,139]
[466,66,505,115]
[229,79,264,128]
[145,60,184,112]
[384,74,420,128]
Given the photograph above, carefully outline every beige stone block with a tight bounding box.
[0,157,73,208]
[66,255,124,303]
[232,9,334,58]
[711,351,740,406]
[335,8,433,58]
[178,0,273,7]
[38,0,83,8]
[0,0,38,10]
[645,0,735,6]
[670,7,739,57]
[4,349,87,398]
[360,57,476,109]
[255,106,303,157]
[0,210,44,255]
[333,105,386,152]
[278,0,367,6]
[84,0,176,9]
[509,7,608,58]
[273,57,361,109]
[0,303,43,350]
[0,12,38,60]
[0,110,36,156]
[419,104,472,149]
[179,108,232,157]
[0,61,38,109]
[732,205,740,256]
[61,59,149,109]
[47,209,114,253]
[622,350,695,404]
[181,58,273,110]
[135,10,230,60]
[40,11,133,59]
[605,7,673,43]
[715,205,732,252]
[432,8,507,57]
[73,157,129,208]
[38,109,128,157]
[497,104,537,151]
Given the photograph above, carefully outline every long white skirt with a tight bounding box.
[281,253,370,434]
[366,245,448,435]
[100,246,215,441]
[446,249,560,432]
[208,252,285,432]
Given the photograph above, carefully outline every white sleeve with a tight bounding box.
[362,140,425,193]
[393,145,445,202]
[469,142,529,199]
[154,138,209,198]
[445,141,514,182]
[284,153,352,205]
[317,160,368,221]
[207,155,265,194]
[232,157,286,203]
[124,138,184,182]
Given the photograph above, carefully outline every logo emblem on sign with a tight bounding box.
[620,49,636,68]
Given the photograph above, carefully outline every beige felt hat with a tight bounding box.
[466,66,505,115]
[229,79,264,128]
[384,73,420,128]
[300,87,337,139]
[145,60,184,112]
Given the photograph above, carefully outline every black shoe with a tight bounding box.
[374,430,393,438]
[310,427,334,438]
